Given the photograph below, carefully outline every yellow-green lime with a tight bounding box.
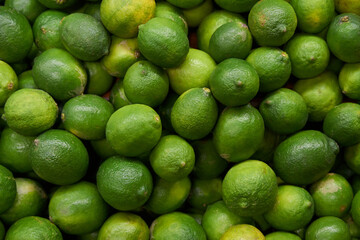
[4,0,46,23]
[339,63,360,100]
[305,216,351,240]
[109,80,131,110]
[188,178,222,211]
[167,48,216,95]
[335,0,360,15]
[84,62,113,96]
[18,70,37,89]
[0,165,16,214]
[3,89,58,136]
[215,0,259,13]
[222,160,278,217]
[183,0,213,28]
[98,212,149,240]
[0,60,18,107]
[265,232,302,240]
[293,71,343,122]
[220,224,265,240]
[155,2,188,34]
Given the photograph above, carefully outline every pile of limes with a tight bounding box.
[0,0,360,239]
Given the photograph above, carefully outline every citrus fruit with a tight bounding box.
[339,63,360,100]
[83,3,100,21]
[264,185,314,231]
[335,0,360,15]
[248,0,297,47]
[90,138,117,160]
[146,176,191,214]
[96,156,153,211]
[323,103,360,146]
[215,0,258,13]
[167,48,216,95]
[285,34,330,79]
[109,80,131,110]
[259,88,308,135]
[32,10,67,51]
[0,220,4,240]
[29,129,89,185]
[5,216,62,240]
[37,0,77,9]
[100,0,155,38]
[101,37,141,78]
[293,71,343,122]
[18,70,37,89]
[0,178,47,225]
[209,22,252,63]
[3,89,58,136]
[4,0,46,23]
[157,92,178,131]
[98,212,149,240]
[305,216,351,240]
[123,60,169,107]
[0,165,16,214]
[138,17,189,68]
[166,0,203,9]
[0,60,18,107]
[274,130,339,185]
[171,87,218,140]
[61,94,114,140]
[310,173,353,217]
[0,128,34,173]
[220,224,265,240]
[213,104,264,162]
[351,191,360,226]
[222,160,278,217]
[327,13,360,63]
[155,2,188,34]
[150,135,195,181]
[150,212,206,240]
[0,6,33,63]
[106,104,162,157]
[246,47,291,93]
[251,129,285,163]
[32,48,87,101]
[265,232,302,240]
[209,58,259,107]
[84,62,114,96]
[183,0,213,28]
[345,143,360,175]
[49,181,108,235]
[290,0,335,33]
[343,214,360,238]
[188,178,222,211]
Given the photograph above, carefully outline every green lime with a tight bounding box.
[5,216,62,240]
[327,13,360,63]
[60,13,110,61]
[32,10,67,51]
[106,104,162,157]
[49,181,108,235]
[61,94,114,140]
[29,129,89,185]
[0,178,47,225]
[78,231,98,240]
[305,216,351,240]
[197,10,246,53]
[310,173,353,217]
[274,130,339,185]
[285,34,330,79]
[351,190,360,226]
[220,224,265,240]
[335,0,360,15]
[343,214,360,238]
[0,60,18,107]
[188,178,222,211]
[248,0,297,47]
[0,165,16,214]
[150,212,206,240]
[155,2,188,34]
[4,0,46,23]
[100,0,155,38]
[352,175,360,195]
[290,0,335,33]
[339,63,360,100]
[265,232,302,240]
[0,6,33,63]
[0,220,4,240]
[259,88,308,135]
[192,138,228,179]
[264,185,314,231]
[146,177,191,214]
[90,138,117,160]
[183,0,213,28]
[166,0,203,9]
[138,17,189,68]
[150,135,195,181]
[123,60,169,107]
[84,62,114,96]
[209,22,252,63]
[9,62,29,76]
[345,143,360,175]
[171,87,218,140]
[109,80,131,110]
[3,89,58,136]
[246,47,291,93]
[33,48,87,102]
[98,212,149,240]
[167,48,216,95]
[293,71,343,122]
[0,128,35,173]
[209,58,259,107]
[326,54,345,74]
[213,104,264,162]
[38,0,77,9]
[157,91,178,131]
[101,37,141,78]
[83,3,100,21]
[96,156,153,211]
[215,0,258,13]
[18,70,37,89]
[323,103,360,146]
[202,201,254,240]
[222,160,278,217]
[251,129,285,163]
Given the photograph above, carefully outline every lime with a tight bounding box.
[37,0,77,9]
[84,62,114,96]
[157,91,178,131]
[4,0,46,23]
[109,80,131,110]
[0,165,16,214]
[155,2,188,34]
[90,138,117,160]
[166,0,203,9]
[265,232,302,240]
[335,0,360,15]
[339,63,360,100]
[215,0,258,13]
[188,178,222,211]
[18,70,37,89]
[251,129,285,163]
[183,0,213,28]
[305,216,351,240]
[0,60,18,107]
[220,224,265,240]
